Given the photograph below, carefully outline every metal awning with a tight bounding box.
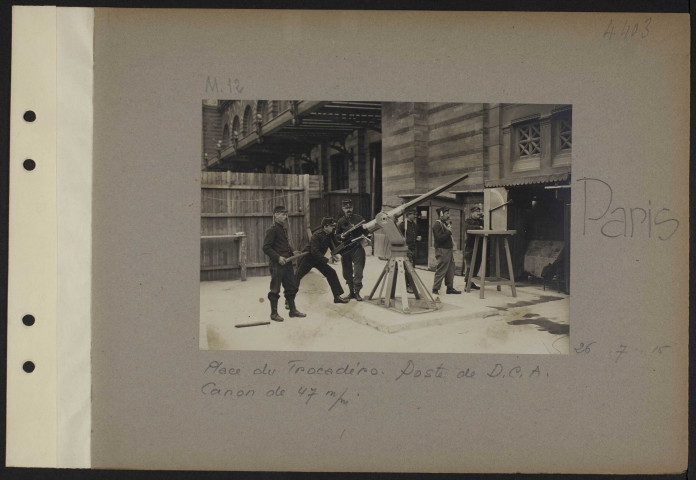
[396,193,457,201]
[209,101,382,170]
[484,173,570,188]
[449,188,484,194]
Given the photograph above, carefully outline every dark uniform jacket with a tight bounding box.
[432,219,454,249]
[263,222,294,264]
[336,214,365,253]
[464,217,483,252]
[398,220,419,248]
[305,230,336,264]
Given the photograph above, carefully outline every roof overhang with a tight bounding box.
[484,172,570,188]
[208,101,382,169]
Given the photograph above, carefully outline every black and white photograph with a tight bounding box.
[200,100,572,353]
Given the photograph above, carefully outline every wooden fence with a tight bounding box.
[309,192,371,230]
[201,172,322,281]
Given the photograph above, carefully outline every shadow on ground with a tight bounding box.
[507,313,569,335]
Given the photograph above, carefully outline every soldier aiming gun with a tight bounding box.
[336,199,368,301]
[294,217,350,304]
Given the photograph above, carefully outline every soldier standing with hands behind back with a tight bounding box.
[263,206,306,322]
[432,206,461,295]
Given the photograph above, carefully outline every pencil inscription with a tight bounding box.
[577,177,679,240]
[205,75,244,94]
[200,344,670,410]
[603,17,651,41]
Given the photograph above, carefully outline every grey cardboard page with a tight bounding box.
[91,9,688,472]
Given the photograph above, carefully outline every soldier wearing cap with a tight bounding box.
[432,206,461,295]
[262,205,305,322]
[336,198,367,301]
[463,205,484,290]
[294,217,350,304]
[398,208,422,293]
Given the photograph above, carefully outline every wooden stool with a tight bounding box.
[465,230,517,299]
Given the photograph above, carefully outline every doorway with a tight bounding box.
[414,206,429,265]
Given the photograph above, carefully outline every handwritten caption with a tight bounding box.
[603,18,651,41]
[199,359,553,412]
[577,177,679,240]
[205,76,244,94]
[200,345,671,411]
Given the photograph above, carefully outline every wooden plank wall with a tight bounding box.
[201,172,319,281]
[308,175,323,199]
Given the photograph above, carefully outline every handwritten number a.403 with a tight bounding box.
[574,341,595,354]
[603,18,651,40]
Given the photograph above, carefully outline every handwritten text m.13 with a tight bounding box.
[577,177,679,240]
[205,76,244,94]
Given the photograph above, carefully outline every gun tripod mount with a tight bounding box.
[362,172,469,314]
[367,214,441,313]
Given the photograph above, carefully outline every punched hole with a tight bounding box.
[23,110,36,122]
[23,159,36,171]
[22,314,35,326]
[23,361,35,373]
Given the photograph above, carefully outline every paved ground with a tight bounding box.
[200,254,569,354]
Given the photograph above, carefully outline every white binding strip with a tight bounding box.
[7,6,58,467]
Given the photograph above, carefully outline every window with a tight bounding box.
[551,111,572,165]
[231,116,240,137]
[330,154,348,190]
[557,113,572,152]
[222,124,229,148]
[256,100,269,123]
[508,107,572,172]
[517,122,541,158]
[242,105,253,135]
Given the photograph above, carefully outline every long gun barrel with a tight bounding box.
[337,219,366,240]
[362,172,469,233]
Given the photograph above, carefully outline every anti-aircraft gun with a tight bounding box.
[334,173,469,313]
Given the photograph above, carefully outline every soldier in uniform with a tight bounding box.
[463,205,484,290]
[262,205,306,322]
[294,217,350,304]
[431,206,461,295]
[336,199,366,301]
[398,208,422,294]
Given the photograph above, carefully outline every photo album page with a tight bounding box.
[7,7,689,473]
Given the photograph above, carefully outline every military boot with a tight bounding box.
[268,294,285,322]
[288,299,307,318]
[269,297,284,322]
[341,285,355,301]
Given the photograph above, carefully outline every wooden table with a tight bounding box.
[200,233,247,281]
[465,230,516,299]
